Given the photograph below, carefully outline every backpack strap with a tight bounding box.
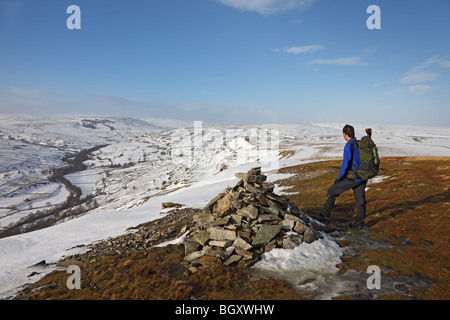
[349,141,355,167]
[350,141,357,171]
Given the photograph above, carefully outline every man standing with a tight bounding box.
[316,124,367,230]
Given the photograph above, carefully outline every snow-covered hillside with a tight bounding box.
[0,114,162,231]
[0,113,449,299]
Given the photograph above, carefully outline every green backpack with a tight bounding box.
[347,136,380,181]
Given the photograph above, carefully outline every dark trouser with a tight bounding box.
[321,179,367,225]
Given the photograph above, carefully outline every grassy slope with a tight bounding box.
[19,245,305,300]
[17,157,450,300]
[276,156,450,299]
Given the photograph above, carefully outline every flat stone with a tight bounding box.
[235,172,248,180]
[223,254,242,266]
[224,224,238,231]
[184,250,206,262]
[195,214,215,226]
[184,240,201,255]
[213,216,230,226]
[232,236,253,251]
[281,219,295,231]
[284,214,299,221]
[258,214,280,223]
[230,214,242,224]
[222,246,235,259]
[209,227,236,241]
[246,174,267,184]
[237,204,259,220]
[235,248,255,260]
[209,240,233,248]
[252,223,282,247]
[190,230,210,246]
[266,193,289,203]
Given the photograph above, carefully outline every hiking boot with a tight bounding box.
[348,221,364,230]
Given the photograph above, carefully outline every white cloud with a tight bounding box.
[273,45,323,54]
[408,85,436,95]
[362,46,378,55]
[400,56,449,95]
[308,57,365,66]
[410,56,450,73]
[8,87,43,96]
[216,0,316,16]
[440,60,450,68]
[399,72,438,84]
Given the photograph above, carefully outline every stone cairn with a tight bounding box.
[182,167,319,274]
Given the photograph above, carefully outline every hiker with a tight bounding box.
[316,124,367,230]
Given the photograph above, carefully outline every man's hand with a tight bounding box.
[335,177,344,184]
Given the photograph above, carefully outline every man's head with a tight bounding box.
[343,124,355,141]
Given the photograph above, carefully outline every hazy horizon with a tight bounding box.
[1,0,449,127]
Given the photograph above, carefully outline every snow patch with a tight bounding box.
[252,237,345,299]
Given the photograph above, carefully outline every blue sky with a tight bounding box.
[1,0,449,126]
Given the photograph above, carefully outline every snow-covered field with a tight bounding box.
[0,113,449,299]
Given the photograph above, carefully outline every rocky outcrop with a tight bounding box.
[182,167,319,273]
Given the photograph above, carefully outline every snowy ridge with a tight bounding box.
[0,114,449,299]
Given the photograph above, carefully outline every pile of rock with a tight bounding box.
[183,167,319,273]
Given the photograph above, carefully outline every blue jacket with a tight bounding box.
[337,138,363,182]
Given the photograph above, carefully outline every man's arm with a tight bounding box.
[336,143,352,182]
